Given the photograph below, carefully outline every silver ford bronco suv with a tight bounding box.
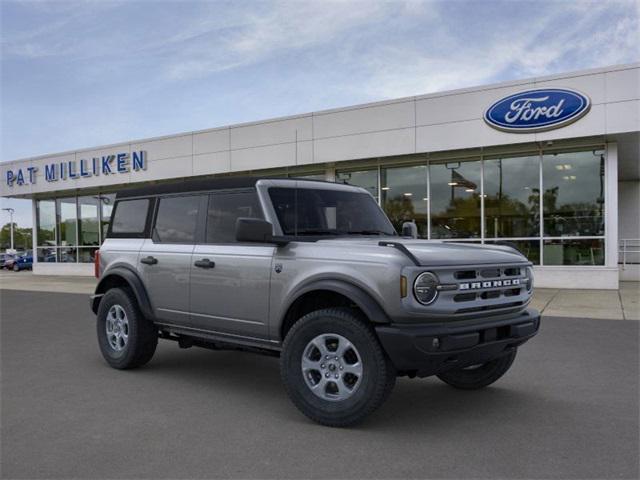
[91,177,540,427]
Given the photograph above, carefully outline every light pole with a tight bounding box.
[2,207,15,251]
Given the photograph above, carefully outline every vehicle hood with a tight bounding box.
[315,237,529,266]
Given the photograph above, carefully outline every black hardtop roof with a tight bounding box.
[115,176,336,199]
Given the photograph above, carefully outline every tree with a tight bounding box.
[0,223,32,251]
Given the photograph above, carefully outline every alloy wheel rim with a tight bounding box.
[106,304,129,352]
[301,333,363,402]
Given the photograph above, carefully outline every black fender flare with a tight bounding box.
[282,278,391,326]
[91,265,154,320]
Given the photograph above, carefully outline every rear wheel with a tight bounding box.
[280,308,396,427]
[436,349,517,390]
[12,263,19,272]
[96,287,158,369]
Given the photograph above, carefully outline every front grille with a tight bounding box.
[430,263,531,316]
[480,268,500,278]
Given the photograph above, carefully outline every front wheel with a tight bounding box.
[280,308,396,427]
[436,349,517,390]
[96,287,158,369]
[12,263,19,272]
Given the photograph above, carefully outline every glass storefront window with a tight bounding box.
[291,172,326,181]
[78,247,99,263]
[59,246,77,263]
[36,200,56,246]
[78,196,100,246]
[336,169,379,200]
[381,165,428,237]
[542,150,605,237]
[430,160,481,239]
[36,247,57,263]
[29,147,608,269]
[57,198,77,247]
[484,155,540,238]
[543,238,604,266]
[485,240,540,265]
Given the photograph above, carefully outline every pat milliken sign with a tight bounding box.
[484,88,591,133]
[4,151,147,187]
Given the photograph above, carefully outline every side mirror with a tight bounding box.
[235,218,289,245]
[401,221,418,239]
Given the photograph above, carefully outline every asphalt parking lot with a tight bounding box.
[1,289,638,479]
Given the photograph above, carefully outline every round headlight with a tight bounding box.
[525,266,534,293]
[413,272,439,305]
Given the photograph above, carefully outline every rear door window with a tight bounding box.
[110,199,150,235]
[153,195,201,244]
[206,191,263,243]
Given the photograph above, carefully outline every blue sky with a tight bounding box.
[1,0,639,228]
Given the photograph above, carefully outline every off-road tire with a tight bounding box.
[280,307,396,427]
[436,349,517,390]
[97,287,158,369]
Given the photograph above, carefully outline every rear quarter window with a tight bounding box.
[109,199,150,236]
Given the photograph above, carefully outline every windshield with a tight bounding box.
[269,187,396,237]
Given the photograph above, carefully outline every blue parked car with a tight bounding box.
[12,252,33,271]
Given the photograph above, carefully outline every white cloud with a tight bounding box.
[352,1,640,100]
[164,1,400,80]
[1,0,638,164]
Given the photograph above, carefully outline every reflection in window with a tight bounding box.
[57,198,77,246]
[484,156,540,238]
[336,169,379,200]
[381,165,428,237]
[78,247,99,263]
[37,200,56,246]
[207,191,263,243]
[59,247,77,263]
[78,196,99,246]
[269,187,395,237]
[543,239,604,265]
[154,196,200,243]
[291,172,326,181]
[542,150,605,237]
[37,247,57,263]
[485,240,540,265]
[111,199,149,234]
[430,160,481,238]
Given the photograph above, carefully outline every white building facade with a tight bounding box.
[2,63,639,288]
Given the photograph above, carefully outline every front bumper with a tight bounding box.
[375,308,540,377]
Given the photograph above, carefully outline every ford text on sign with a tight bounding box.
[484,88,591,133]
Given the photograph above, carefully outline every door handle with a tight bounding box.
[140,256,158,265]
[194,258,215,269]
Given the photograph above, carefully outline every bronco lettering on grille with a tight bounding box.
[459,279,521,290]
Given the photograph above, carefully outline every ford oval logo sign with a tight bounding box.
[484,88,591,133]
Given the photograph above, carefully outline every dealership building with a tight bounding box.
[1,63,638,289]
